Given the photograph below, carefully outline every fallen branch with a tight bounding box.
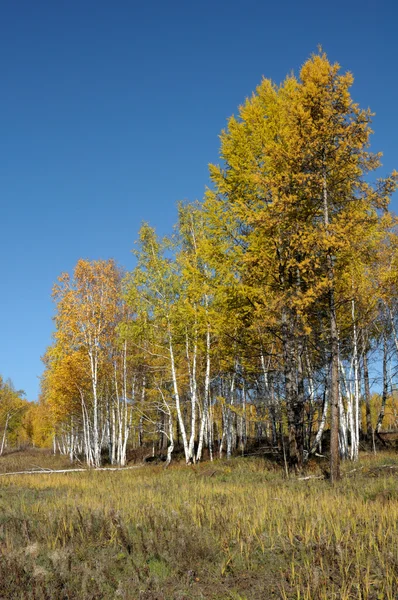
[297,475,324,481]
[0,466,142,477]
[368,464,398,473]
[346,466,364,474]
[239,448,280,457]
[31,465,53,472]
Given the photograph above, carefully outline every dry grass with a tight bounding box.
[0,448,73,474]
[0,450,397,599]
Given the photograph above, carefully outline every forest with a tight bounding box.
[1,52,398,599]
[2,52,398,477]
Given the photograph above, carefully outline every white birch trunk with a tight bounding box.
[226,372,236,460]
[309,392,329,455]
[339,359,355,459]
[352,300,360,461]
[169,331,190,463]
[0,413,10,456]
[196,324,211,462]
[186,328,198,463]
[88,344,101,467]
[338,388,348,459]
[165,412,174,467]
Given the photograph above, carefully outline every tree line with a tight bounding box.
[33,53,398,480]
[0,377,51,454]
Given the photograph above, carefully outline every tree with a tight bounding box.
[51,259,124,466]
[0,377,26,455]
[204,51,397,478]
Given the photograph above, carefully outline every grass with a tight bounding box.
[0,448,73,473]
[0,449,397,599]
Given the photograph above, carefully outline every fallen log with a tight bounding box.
[0,466,142,477]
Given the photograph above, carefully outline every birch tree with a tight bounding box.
[51,259,124,466]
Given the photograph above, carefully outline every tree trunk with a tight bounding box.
[329,286,340,481]
[164,413,174,467]
[282,309,301,470]
[323,165,340,482]
[169,332,190,463]
[196,325,211,462]
[376,337,388,434]
[0,413,10,456]
[363,350,373,440]
[351,299,360,461]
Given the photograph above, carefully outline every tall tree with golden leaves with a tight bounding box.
[205,51,397,479]
[52,259,123,466]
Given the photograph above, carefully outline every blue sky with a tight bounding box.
[1,0,397,400]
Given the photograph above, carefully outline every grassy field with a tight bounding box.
[0,450,397,599]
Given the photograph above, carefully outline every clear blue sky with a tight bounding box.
[1,0,397,400]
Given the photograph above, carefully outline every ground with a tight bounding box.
[0,449,397,599]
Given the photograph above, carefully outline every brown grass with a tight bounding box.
[0,450,397,599]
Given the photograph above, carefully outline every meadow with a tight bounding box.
[0,450,397,599]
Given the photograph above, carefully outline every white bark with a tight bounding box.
[169,330,190,463]
[339,359,357,460]
[0,466,142,477]
[0,413,10,456]
[338,388,348,459]
[196,324,211,462]
[309,392,329,455]
[352,300,360,461]
[186,327,198,463]
[226,370,236,460]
